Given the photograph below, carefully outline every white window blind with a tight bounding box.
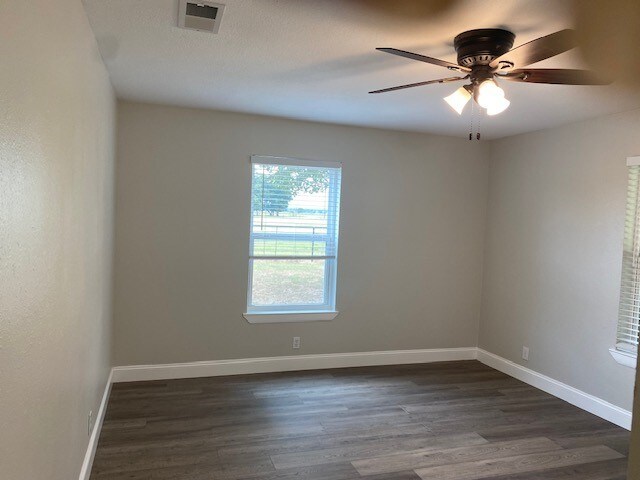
[616,161,640,355]
[247,156,342,313]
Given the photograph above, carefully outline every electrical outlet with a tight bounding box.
[88,411,93,436]
[522,346,530,361]
[292,336,301,349]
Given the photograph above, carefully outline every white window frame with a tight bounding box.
[611,155,640,368]
[243,155,341,324]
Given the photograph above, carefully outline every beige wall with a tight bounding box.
[480,109,640,411]
[0,1,115,479]
[113,102,489,366]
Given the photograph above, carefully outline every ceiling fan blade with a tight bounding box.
[377,48,470,73]
[369,76,468,94]
[500,68,611,85]
[489,29,577,69]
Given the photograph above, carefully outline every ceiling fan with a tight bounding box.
[370,29,609,116]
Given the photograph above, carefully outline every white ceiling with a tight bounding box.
[82,0,640,139]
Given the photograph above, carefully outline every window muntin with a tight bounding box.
[247,156,341,314]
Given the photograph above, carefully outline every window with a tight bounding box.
[613,156,640,367]
[244,156,342,323]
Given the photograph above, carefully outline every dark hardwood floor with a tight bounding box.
[90,361,629,479]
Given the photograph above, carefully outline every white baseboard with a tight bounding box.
[78,369,113,480]
[111,347,478,383]
[476,349,632,430]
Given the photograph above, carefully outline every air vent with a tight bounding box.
[178,1,225,33]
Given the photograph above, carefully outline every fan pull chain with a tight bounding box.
[468,100,482,141]
[469,99,474,141]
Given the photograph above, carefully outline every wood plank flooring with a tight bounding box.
[90,361,629,479]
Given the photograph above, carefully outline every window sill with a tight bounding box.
[609,347,637,368]
[243,311,339,324]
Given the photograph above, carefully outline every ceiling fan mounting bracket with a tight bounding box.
[497,60,515,71]
[454,29,515,68]
[467,66,493,86]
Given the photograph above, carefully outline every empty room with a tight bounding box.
[3,0,640,479]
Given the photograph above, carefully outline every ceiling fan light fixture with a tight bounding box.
[443,86,472,115]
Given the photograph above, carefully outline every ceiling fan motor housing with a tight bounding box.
[454,29,515,68]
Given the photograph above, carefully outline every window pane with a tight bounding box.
[251,259,325,306]
[251,163,339,258]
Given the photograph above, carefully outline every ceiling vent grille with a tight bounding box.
[178,1,225,33]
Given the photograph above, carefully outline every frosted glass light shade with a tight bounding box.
[477,80,504,108]
[477,79,510,115]
[486,96,511,115]
[443,87,472,115]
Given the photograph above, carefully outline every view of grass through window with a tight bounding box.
[252,259,325,305]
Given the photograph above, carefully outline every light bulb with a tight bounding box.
[443,86,472,115]
[477,79,510,115]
